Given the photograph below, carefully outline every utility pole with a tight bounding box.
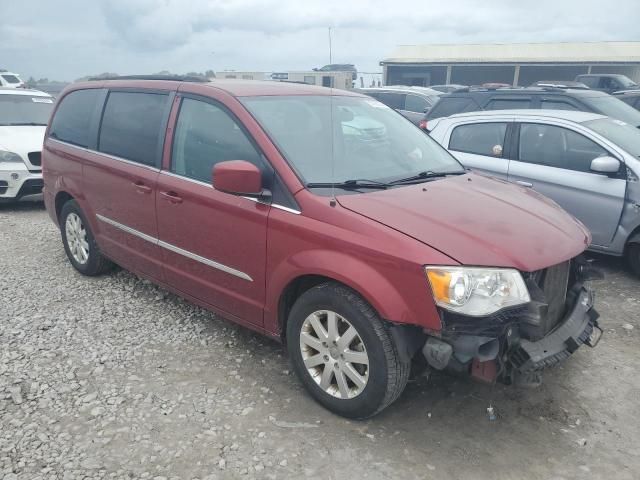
[328,27,332,65]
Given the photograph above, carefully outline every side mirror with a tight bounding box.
[213,160,267,198]
[590,156,620,174]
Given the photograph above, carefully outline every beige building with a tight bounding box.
[381,41,640,87]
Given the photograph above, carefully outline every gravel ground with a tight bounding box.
[1,198,639,480]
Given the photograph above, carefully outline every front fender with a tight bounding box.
[264,249,440,335]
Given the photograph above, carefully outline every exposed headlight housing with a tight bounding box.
[425,266,530,317]
[0,151,24,164]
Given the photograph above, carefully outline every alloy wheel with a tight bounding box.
[65,212,89,265]
[299,310,369,399]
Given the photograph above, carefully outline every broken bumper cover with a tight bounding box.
[510,287,600,373]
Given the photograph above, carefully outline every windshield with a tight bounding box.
[241,95,463,186]
[0,94,54,126]
[584,118,640,157]
[582,95,640,127]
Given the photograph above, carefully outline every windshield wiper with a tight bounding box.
[306,179,389,190]
[388,170,466,185]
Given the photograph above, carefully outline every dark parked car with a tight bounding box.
[613,90,640,111]
[357,86,441,125]
[422,86,640,130]
[575,74,638,94]
[43,76,600,419]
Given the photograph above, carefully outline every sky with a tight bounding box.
[0,0,639,81]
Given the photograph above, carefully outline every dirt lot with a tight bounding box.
[1,198,639,480]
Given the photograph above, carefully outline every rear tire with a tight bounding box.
[286,282,410,419]
[627,243,640,277]
[60,200,113,276]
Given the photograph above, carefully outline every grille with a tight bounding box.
[529,260,570,334]
[28,152,42,166]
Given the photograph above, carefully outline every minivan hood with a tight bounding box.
[337,173,590,272]
[0,126,47,154]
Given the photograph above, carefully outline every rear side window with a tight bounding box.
[171,98,262,183]
[449,123,508,157]
[376,92,405,110]
[1,75,21,84]
[518,123,608,172]
[404,94,431,113]
[428,97,476,119]
[540,99,579,111]
[485,98,531,110]
[98,91,168,166]
[49,89,101,148]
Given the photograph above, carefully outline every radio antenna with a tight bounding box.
[328,26,336,206]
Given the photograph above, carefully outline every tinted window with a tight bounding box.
[428,97,476,118]
[486,98,531,110]
[450,123,508,157]
[404,94,431,113]
[49,89,101,148]
[540,100,579,111]
[99,91,168,166]
[171,98,262,183]
[518,123,608,172]
[376,92,405,110]
[1,75,21,84]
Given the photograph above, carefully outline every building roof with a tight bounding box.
[382,42,640,64]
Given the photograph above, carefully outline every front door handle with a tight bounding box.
[160,191,183,204]
[515,180,533,188]
[133,181,152,194]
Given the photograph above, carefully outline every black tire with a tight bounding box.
[60,200,113,276]
[286,282,410,419]
[627,243,640,277]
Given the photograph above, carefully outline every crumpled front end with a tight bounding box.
[422,256,602,386]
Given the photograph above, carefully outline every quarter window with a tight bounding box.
[98,91,169,167]
[49,89,101,148]
[171,98,262,183]
[449,123,508,157]
[518,123,608,172]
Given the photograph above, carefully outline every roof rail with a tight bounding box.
[87,74,210,83]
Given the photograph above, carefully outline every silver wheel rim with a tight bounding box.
[299,310,369,399]
[65,212,89,265]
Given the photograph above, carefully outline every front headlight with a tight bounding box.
[425,266,530,317]
[0,151,24,164]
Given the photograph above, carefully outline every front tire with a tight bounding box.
[286,282,410,419]
[627,243,640,277]
[60,200,113,276]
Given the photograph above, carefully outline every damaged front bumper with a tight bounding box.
[510,287,601,373]
[422,284,601,385]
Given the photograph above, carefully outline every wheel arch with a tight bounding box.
[54,191,75,222]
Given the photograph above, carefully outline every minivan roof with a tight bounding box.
[70,78,364,98]
[448,86,607,97]
[446,108,607,123]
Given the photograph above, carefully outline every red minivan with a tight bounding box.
[43,77,601,418]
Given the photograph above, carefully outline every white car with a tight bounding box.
[0,71,25,88]
[0,88,54,202]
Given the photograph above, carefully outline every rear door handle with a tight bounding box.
[160,191,183,204]
[133,181,152,194]
[515,181,533,188]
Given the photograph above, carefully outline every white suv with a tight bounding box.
[0,71,25,88]
[0,88,54,202]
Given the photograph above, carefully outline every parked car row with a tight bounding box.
[354,86,442,125]
[39,76,602,418]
